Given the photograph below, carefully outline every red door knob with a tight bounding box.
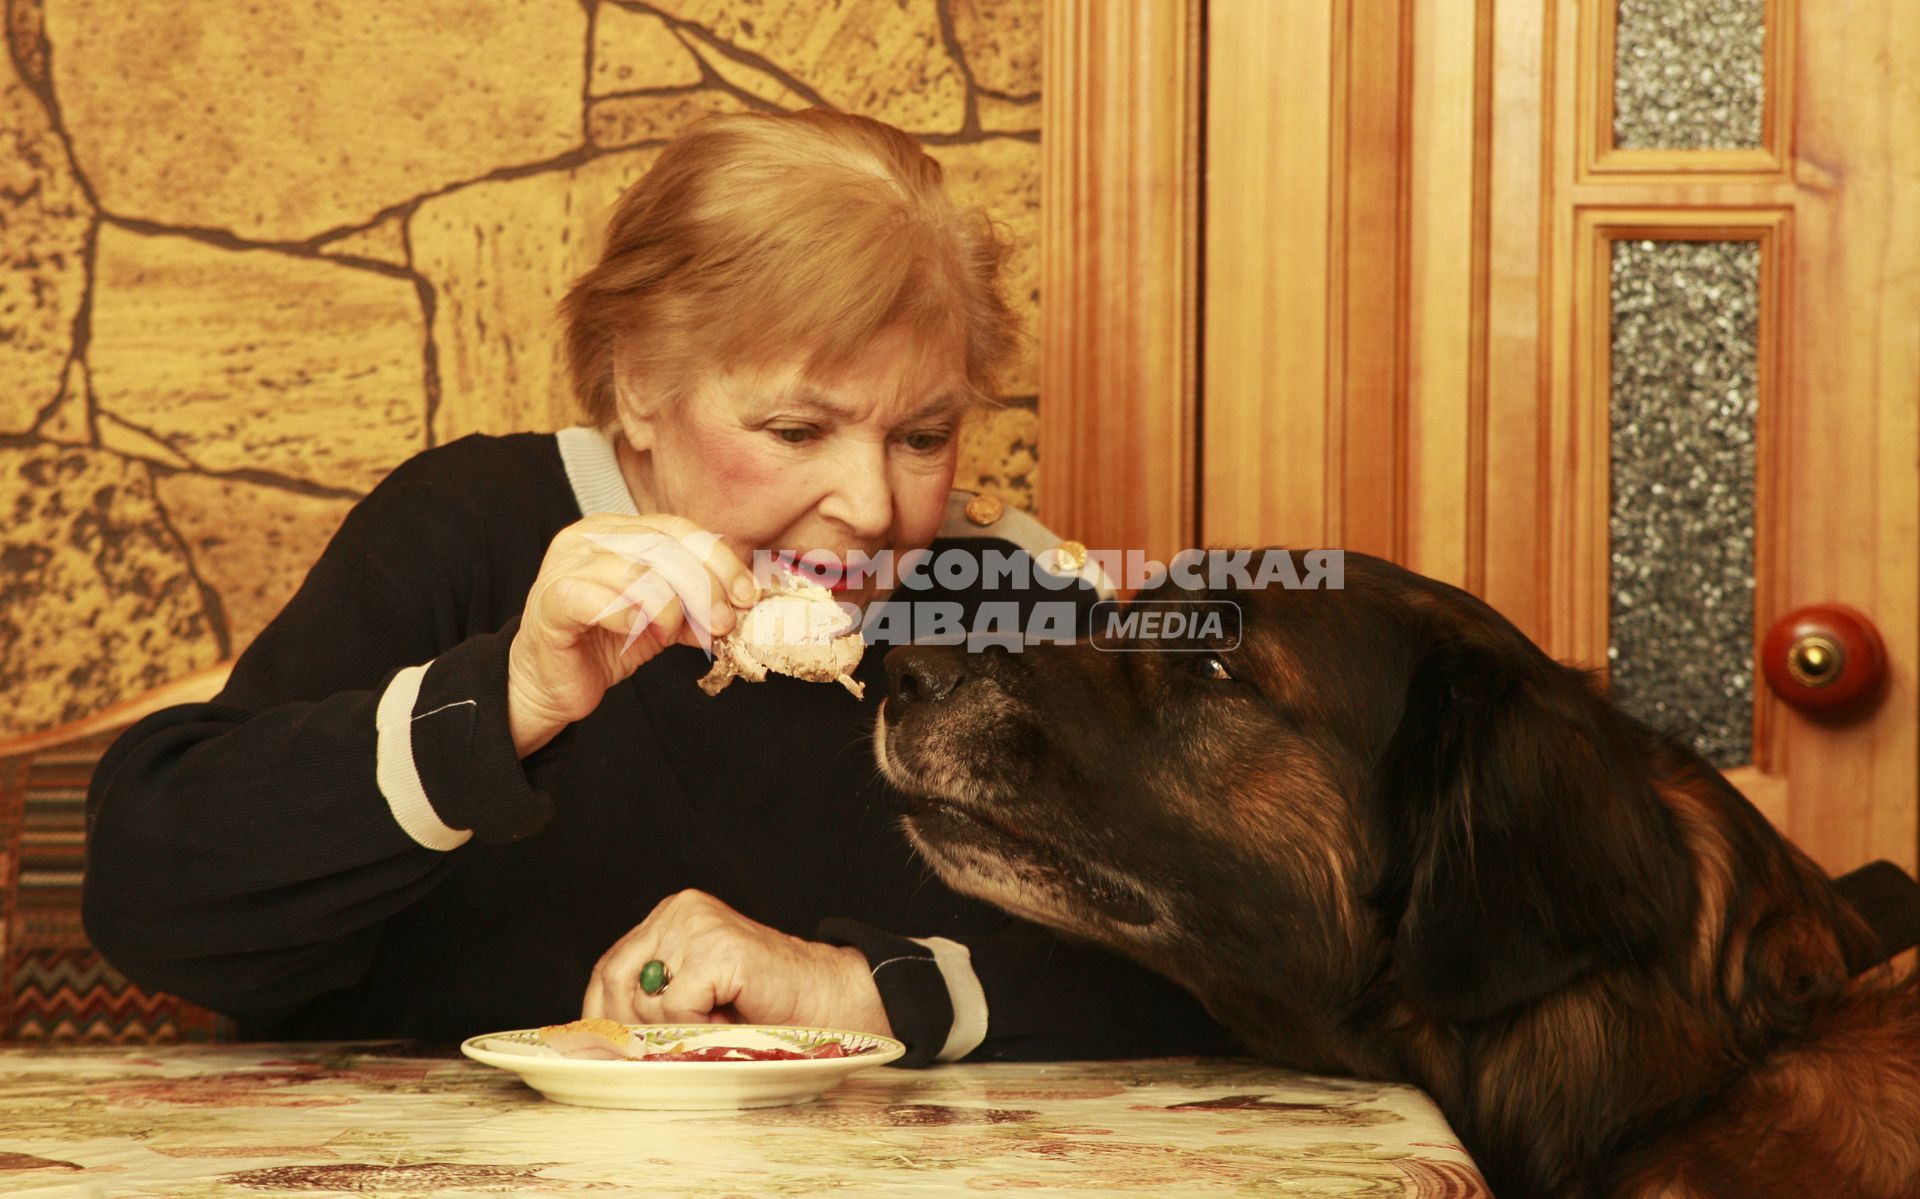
[1761,604,1887,712]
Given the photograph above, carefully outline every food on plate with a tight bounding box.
[536,1020,862,1061]
[698,568,865,699]
[627,1043,853,1061]
[538,1017,640,1060]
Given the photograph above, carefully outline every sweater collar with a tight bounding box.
[555,426,644,517]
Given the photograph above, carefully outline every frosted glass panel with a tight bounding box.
[1608,239,1760,767]
[1613,0,1764,150]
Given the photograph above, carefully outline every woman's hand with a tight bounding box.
[507,514,758,756]
[582,890,891,1036]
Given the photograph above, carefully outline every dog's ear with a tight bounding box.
[1373,638,1693,1024]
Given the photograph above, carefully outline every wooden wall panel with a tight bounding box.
[1203,0,1476,572]
[1332,0,1411,563]
[1478,0,1549,644]
[1406,0,1490,589]
[1055,0,1483,577]
[1200,0,1335,552]
[1038,0,1201,564]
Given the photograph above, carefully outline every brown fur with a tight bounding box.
[877,551,1920,1199]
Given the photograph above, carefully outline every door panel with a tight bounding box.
[1042,0,1918,872]
[1536,0,1920,871]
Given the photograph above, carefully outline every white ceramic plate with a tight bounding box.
[460,1024,907,1109]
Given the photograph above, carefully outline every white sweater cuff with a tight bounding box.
[374,661,474,852]
[910,935,989,1062]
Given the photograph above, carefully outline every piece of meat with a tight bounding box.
[538,1017,640,1059]
[699,571,866,698]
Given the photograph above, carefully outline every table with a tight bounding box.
[0,1043,1489,1197]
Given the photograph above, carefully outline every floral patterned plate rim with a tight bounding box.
[460,1024,906,1110]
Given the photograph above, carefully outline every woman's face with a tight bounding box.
[617,325,967,612]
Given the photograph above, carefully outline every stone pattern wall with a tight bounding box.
[0,0,1041,738]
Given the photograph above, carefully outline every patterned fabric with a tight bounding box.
[0,732,232,1044]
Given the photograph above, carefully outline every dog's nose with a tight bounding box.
[885,646,969,713]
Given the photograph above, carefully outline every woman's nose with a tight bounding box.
[818,440,894,538]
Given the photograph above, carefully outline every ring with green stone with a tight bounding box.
[639,958,671,996]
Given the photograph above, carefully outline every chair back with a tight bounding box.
[0,666,235,1044]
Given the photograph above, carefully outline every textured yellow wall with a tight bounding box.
[0,0,1041,738]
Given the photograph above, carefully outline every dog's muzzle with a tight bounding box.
[883,645,972,722]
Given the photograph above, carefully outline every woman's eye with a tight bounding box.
[772,426,817,445]
[900,430,951,454]
[1187,652,1234,682]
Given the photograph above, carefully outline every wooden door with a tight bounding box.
[1041,0,1920,875]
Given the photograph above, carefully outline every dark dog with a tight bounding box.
[877,551,1920,1199]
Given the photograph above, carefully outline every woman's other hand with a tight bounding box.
[507,514,758,756]
[582,889,891,1036]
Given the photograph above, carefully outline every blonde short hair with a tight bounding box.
[564,108,1019,425]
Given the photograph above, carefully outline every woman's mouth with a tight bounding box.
[770,551,852,593]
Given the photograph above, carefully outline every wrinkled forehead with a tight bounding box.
[695,326,973,420]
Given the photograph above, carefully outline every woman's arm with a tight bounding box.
[82,434,760,1025]
[81,548,550,1021]
[821,918,1240,1066]
[81,440,570,1023]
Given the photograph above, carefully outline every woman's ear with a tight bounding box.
[1371,639,1694,1024]
[611,358,659,454]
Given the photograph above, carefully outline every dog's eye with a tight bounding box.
[1187,651,1235,682]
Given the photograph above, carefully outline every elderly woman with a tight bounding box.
[82,109,1231,1065]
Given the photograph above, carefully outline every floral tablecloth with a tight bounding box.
[0,1043,1488,1197]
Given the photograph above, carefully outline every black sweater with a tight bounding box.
[82,431,1235,1065]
